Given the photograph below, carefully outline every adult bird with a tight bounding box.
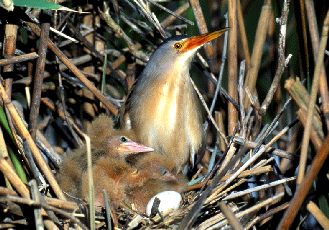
[120,29,229,172]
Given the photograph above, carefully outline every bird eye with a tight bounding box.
[120,136,128,142]
[173,42,182,49]
[160,167,167,175]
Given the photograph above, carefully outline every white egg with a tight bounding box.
[146,191,182,216]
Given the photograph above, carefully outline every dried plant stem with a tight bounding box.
[2,23,17,73]
[244,0,271,108]
[227,0,238,135]
[82,133,95,230]
[304,0,329,129]
[161,2,190,29]
[189,0,217,72]
[0,156,30,198]
[29,23,50,141]
[233,136,294,159]
[224,177,295,200]
[278,134,329,229]
[260,0,290,115]
[237,0,250,68]
[0,83,66,201]
[0,52,38,66]
[26,22,118,116]
[297,10,329,185]
[99,5,148,62]
[245,202,289,230]
[207,119,295,202]
[0,186,79,210]
[218,201,243,230]
[190,78,227,144]
[188,165,272,191]
[2,195,88,230]
[277,136,329,229]
[200,193,284,229]
[297,109,323,150]
[307,201,329,229]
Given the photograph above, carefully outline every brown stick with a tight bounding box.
[0,83,66,201]
[29,23,50,141]
[227,0,238,135]
[297,9,329,185]
[243,0,271,108]
[304,0,329,130]
[237,0,250,68]
[277,135,329,229]
[26,22,118,116]
[0,52,39,66]
[2,23,18,73]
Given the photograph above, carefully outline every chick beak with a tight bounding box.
[118,140,154,154]
[162,171,178,181]
[180,28,229,52]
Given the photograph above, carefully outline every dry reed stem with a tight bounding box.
[306,201,329,230]
[260,0,290,115]
[237,0,250,68]
[0,186,79,210]
[224,177,295,200]
[29,180,45,230]
[99,5,148,62]
[29,23,50,141]
[297,9,329,185]
[218,201,244,230]
[200,192,285,229]
[0,52,38,66]
[207,118,294,203]
[26,22,119,115]
[187,165,272,191]
[1,195,88,230]
[284,77,322,120]
[243,0,271,109]
[227,0,238,135]
[278,134,329,229]
[0,156,30,198]
[304,0,329,129]
[189,0,217,71]
[40,98,84,139]
[244,202,289,230]
[2,23,17,73]
[297,109,323,150]
[0,83,66,200]
[233,136,294,159]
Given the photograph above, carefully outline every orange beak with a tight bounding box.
[180,28,229,52]
[118,140,154,154]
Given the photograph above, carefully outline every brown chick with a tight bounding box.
[57,115,153,200]
[125,154,188,214]
[81,154,178,210]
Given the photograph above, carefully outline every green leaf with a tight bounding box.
[13,0,59,9]
[0,0,81,12]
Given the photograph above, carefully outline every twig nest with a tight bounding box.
[146,191,182,216]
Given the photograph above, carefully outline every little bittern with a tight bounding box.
[121,29,229,172]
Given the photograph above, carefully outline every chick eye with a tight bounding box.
[120,136,128,142]
[173,42,182,49]
[160,167,167,175]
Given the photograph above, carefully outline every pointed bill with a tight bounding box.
[118,140,154,154]
[180,28,229,52]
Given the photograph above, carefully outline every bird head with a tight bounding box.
[89,114,153,157]
[142,28,229,77]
